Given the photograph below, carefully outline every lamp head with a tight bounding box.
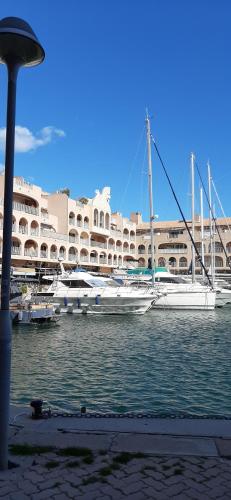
[0,17,45,67]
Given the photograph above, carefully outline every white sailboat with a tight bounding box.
[145,114,216,310]
[207,163,231,306]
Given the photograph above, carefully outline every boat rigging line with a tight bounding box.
[194,160,231,272]
[150,135,212,286]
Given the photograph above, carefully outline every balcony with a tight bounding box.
[41,229,68,241]
[68,254,77,262]
[159,248,187,254]
[90,241,106,249]
[40,250,48,258]
[99,258,107,264]
[13,201,39,216]
[90,257,98,263]
[80,239,90,246]
[50,252,57,260]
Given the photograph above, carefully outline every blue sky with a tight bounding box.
[0,0,231,222]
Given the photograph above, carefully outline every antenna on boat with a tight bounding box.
[145,109,155,285]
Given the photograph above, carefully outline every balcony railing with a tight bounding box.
[12,246,21,255]
[24,249,38,257]
[80,256,88,262]
[13,201,39,215]
[41,229,68,241]
[69,236,79,244]
[90,241,106,249]
[50,252,58,259]
[159,248,187,254]
[40,250,48,258]
[80,239,90,246]
[99,258,107,264]
[19,226,28,234]
[68,254,77,261]
[31,229,39,236]
[90,257,98,263]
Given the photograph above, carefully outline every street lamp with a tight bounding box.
[0,17,45,470]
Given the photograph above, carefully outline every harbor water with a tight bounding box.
[11,308,231,417]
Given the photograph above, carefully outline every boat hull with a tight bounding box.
[152,290,216,310]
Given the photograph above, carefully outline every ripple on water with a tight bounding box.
[11,308,231,416]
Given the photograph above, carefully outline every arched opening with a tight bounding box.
[116,240,122,251]
[138,244,145,254]
[77,214,82,227]
[130,243,135,254]
[108,238,115,250]
[105,213,110,230]
[215,256,223,268]
[12,216,16,232]
[209,242,223,253]
[68,246,78,262]
[99,211,104,228]
[0,213,3,230]
[30,220,39,236]
[80,248,88,263]
[158,257,166,267]
[118,255,123,266]
[40,243,48,258]
[108,253,113,265]
[138,257,146,267]
[80,231,89,246]
[69,212,75,225]
[24,239,38,257]
[19,217,28,235]
[113,254,118,265]
[90,250,98,263]
[123,242,129,251]
[99,252,107,264]
[11,237,21,255]
[226,242,231,254]
[130,230,135,241]
[84,216,89,229]
[179,257,187,268]
[94,209,98,226]
[50,244,58,259]
[123,228,129,238]
[69,230,78,244]
[59,246,66,260]
[148,244,156,254]
[168,257,177,268]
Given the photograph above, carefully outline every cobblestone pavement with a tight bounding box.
[1,447,231,499]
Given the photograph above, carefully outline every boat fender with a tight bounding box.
[77,297,81,308]
[64,297,68,306]
[95,295,100,305]
[18,310,23,321]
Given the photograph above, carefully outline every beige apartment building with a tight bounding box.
[0,175,231,275]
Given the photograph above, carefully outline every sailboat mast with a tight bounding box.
[191,153,196,283]
[145,111,155,284]
[208,162,215,287]
[200,187,205,279]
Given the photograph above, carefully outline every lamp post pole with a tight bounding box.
[0,61,19,471]
[0,17,44,470]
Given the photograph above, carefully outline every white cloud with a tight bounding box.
[0,125,66,153]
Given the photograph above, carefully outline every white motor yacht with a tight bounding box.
[35,266,161,315]
[113,268,216,310]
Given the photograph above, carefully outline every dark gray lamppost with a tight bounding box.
[0,17,44,470]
